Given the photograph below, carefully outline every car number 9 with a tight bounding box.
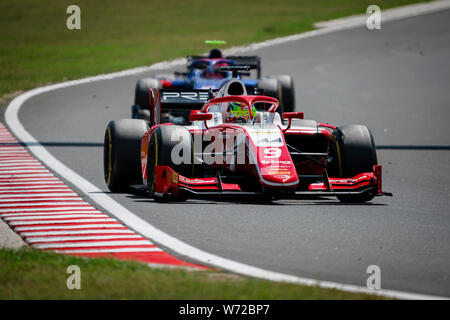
[263,148,281,158]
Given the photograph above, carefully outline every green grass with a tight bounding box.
[0,248,385,299]
[0,0,430,99]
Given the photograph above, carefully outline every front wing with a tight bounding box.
[151,164,392,200]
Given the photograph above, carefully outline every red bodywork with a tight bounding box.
[140,94,390,199]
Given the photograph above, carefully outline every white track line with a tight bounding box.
[5,1,450,300]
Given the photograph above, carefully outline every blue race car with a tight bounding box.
[132,49,295,124]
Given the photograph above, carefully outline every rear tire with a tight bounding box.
[258,78,283,114]
[329,125,378,203]
[273,75,295,112]
[147,125,193,201]
[104,119,148,192]
[134,78,160,109]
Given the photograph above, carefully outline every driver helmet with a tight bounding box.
[208,48,223,59]
[226,102,256,123]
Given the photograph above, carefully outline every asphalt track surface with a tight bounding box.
[7,10,450,297]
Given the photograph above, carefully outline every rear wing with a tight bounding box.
[225,56,261,78]
[186,55,261,78]
[218,65,251,78]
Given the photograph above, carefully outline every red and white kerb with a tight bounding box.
[0,123,204,269]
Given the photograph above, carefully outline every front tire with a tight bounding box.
[147,125,193,200]
[104,119,148,192]
[329,125,378,203]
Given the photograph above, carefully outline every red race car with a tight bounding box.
[104,79,391,203]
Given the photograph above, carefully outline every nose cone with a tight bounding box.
[260,167,299,187]
[257,146,299,188]
[246,126,299,188]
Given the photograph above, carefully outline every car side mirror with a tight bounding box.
[282,112,304,130]
[282,112,304,120]
[190,112,213,122]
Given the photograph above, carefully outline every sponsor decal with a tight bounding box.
[161,91,210,101]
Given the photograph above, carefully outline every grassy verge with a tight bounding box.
[0,248,384,299]
[0,0,430,99]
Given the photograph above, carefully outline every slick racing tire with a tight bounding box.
[330,125,378,203]
[258,78,283,114]
[104,119,148,192]
[147,125,193,201]
[134,78,160,109]
[273,75,295,112]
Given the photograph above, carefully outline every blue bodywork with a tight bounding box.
[166,58,259,91]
